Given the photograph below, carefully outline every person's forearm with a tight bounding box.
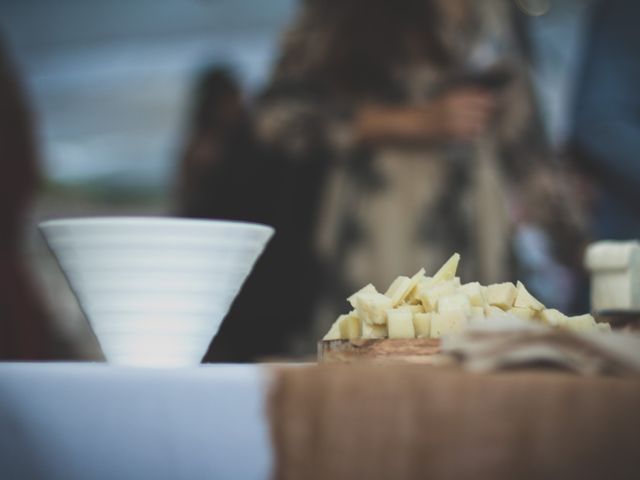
[354,104,442,144]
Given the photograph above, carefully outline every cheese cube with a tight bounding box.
[514,281,545,311]
[459,282,485,307]
[386,268,427,306]
[412,313,432,338]
[406,277,432,304]
[338,312,361,339]
[484,305,509,318]
[418,278,461,311]
[432,253,460,284]
[387,309,415,339]
[353,292,393,325]
[404,304,425,313]
[430,311,468,338]
[564,313,597,331]
[362,321,387,339]
[508,306,535,320]
[597,323,612,332]
[484,282,517,309]
[470,306,485,321]
[540,308,568,327]
[385,276,412,306]
[347,283,377,309]
[437,293,472,316]
[322,319,342,340]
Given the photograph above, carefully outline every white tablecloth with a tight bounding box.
[0,363,272,480]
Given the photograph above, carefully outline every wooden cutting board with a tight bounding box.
[318,338,441,364]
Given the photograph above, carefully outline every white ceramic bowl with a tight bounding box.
[39,217,274,367]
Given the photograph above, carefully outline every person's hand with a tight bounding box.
[433,88,496,141]
[353,88,496,145]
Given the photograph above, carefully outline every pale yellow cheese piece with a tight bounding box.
[338,312,361,339]
[597,322,612,332]
[418,278,461,311]
[385,276,412,306]
[347,283,377,309]
[406,277,432,304]
[437,293,472,316]
[404,268,427,302]
[430,311,468,339]
[322,319,342,340]
[540,308,568,327]
[432,253,461,284]
[387,309,415,339]
[459,282,485,307]
[362,321,388,339]
[403,304,425,313]
[564,313,597,331]
[514,281,545,311]
[484,305,509,318]
[484,282,517,309]
[412,313,432,338]
[469,306,485,321]
[353,292,393,325]
[508,306,535,320]
[385,268,427,306]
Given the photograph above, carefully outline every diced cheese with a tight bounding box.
[432,253,460,284]
[385,276,412,306]
[387,309,415,339]
[338,312,361,339]
[437,293,472,316]
[322,253,613,342]
[484,282,517,309]
[412,313,432,338]
[484,305,509,318]
[353,292,393,325]
[470,306,485,321]
[418,278,461,311]
[347,283,378,309]
[322,318,342,340]
[459,282,485,307]
[430,311,468,338]
[406,277,432,304]
[564,313,597,331]
[404,304,425,313]
[508,306,535,320]
[540,309,568,327]
[386,268,427,306]
[362,321,388,339]
[514,281,545,311]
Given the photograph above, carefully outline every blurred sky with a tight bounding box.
[0,0,297,190]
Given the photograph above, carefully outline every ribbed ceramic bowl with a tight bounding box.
[39,217,274,367]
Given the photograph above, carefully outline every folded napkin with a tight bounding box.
[440,318,640,376]
[269,364,640,480]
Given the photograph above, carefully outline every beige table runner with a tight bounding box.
[269,365,640,480]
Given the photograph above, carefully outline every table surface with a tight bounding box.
[0,363,273,480]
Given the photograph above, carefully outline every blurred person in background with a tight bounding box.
[570,0,640,241]
[176,67,269,224]
[257,0,582,341]
[176,66,320,360]
[0,38,54,360]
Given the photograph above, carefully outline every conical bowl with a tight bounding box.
[39,217,274,366]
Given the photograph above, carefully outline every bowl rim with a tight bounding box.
[38,216,275,235]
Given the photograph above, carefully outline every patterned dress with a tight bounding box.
[256,0,578,337]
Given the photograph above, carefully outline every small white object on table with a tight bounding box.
[585,240,640,312]
[0,363,272,480]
